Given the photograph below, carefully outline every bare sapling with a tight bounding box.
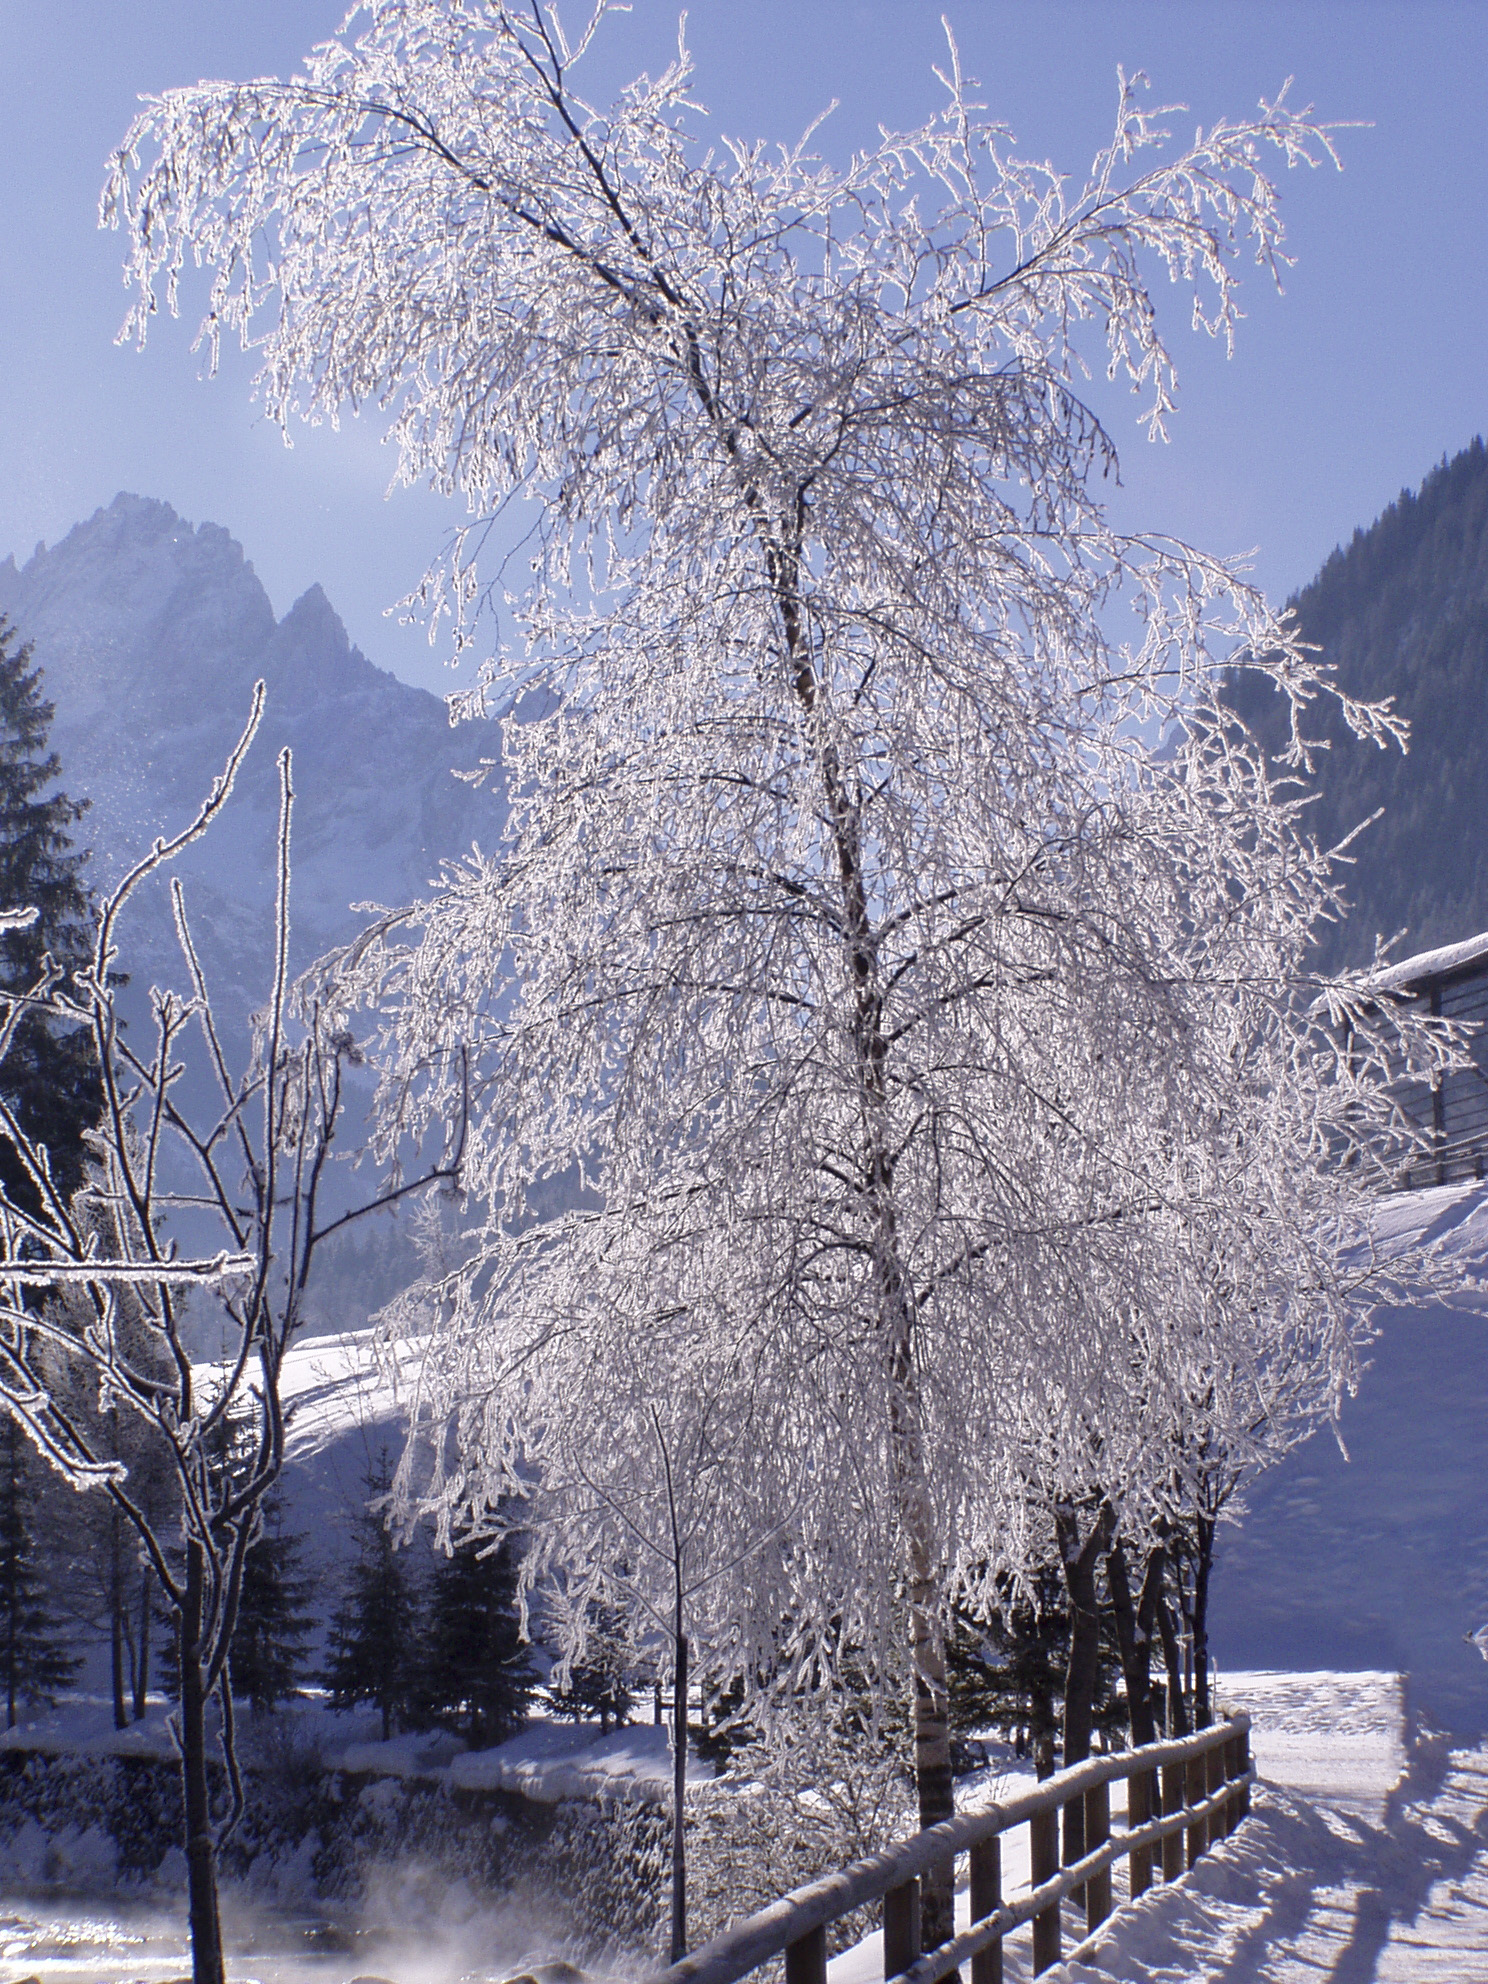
[0,687,463,1984]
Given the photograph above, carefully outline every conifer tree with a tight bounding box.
[948,1566,1123,1777]
[0,620,97,1196]
[0,1417,80,1727]
[419,1529,534,1748]
[547,1595,639,1736]
[229,1493,316,1715]
[322,1456,423,1741]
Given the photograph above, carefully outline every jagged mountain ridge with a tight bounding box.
[0,495,505,1332]
[0,493,502,1018]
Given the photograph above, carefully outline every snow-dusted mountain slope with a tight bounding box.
[1211,1183,1488,1740]
[0,493,504,1019]
[0,495,509,1331]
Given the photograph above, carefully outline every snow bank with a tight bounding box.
[1213,1183,1488,1738]
[336,1718,707,1806]
[0,1694,697,1810]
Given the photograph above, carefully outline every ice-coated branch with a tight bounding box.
[0,1252,255,1287]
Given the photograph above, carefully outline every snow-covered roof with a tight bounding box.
[1365,928,1488,998]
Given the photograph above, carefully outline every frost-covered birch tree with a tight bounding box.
[106,2,1450,1950]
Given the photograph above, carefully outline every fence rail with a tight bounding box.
[651,1712,1252,1984]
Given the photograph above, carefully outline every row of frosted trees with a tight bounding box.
[0,6,1463,1978]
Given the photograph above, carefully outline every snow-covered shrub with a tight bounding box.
[688,1726,914,1956]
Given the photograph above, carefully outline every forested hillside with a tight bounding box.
[1227,437,1488,972]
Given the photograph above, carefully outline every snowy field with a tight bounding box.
[1211,1183,1488,1740]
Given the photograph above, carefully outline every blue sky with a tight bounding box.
[2,1,1484,693]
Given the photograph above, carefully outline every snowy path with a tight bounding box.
[1043,1672,1488,1982]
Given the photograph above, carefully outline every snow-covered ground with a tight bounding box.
[1212,1182,1488,1741]
[0,1693,704,1807]
[1,1674,1486,1979]
[826,1670,1488,1984]
[1040,1669,1488,1980]
[9,1184,1487,1978]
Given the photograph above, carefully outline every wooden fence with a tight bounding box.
[651,1712,1252,1984]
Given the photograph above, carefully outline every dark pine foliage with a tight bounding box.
[0,620,98,1196]
[0,1417,80,1727]
[547,1596,638,1735]
[229,1493,317,1714]
[418,1529,536,1748]
[948,1566,1123,1775]
[1225,436,1488,972]
[322,1458,424,1741]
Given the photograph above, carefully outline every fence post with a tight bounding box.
[1222,1733,1242,1836]
[1205,1736,1227,1847]
[1238,1724,1252,1819]
[1160,1761,1184,1882]
[1084,1779,1111,1934]
[1031,1805,1061,1975]
[1185,1751,1208,1869]
[970,1835,1002,1984]
[1128,1762,1154,1897]
[1063,1782,1086,1907]
[786,1925,827,1984]
[883,1879,920,1980]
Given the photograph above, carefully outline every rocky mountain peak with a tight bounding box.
[0,494,501,995]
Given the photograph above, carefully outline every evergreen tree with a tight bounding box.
[229,1493,317,1715]
[547,1595,639,1735]
[322,1456,423,1741]
[0,619,98,1196]
[948,1565,1124,1777]
[0,1417,80,1727]
[419,1528,535,1748]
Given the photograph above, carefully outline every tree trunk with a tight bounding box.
[1192,1514,1215,1728]
[884,1255,954,1946]
[909,1547,955,1949]
[180,1542,225,1984]
[6,1513,16,1731]
[1150,1552,1190,1740]
[133,1565,151,1722]
[1105,1533,1157,1749]
[669,1628,688,1963]
[1055,1504,1113,1871]
[110,1505,128,1732]
[777,498,953,1943]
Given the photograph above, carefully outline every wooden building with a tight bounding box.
[1368,930,1488,1188]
